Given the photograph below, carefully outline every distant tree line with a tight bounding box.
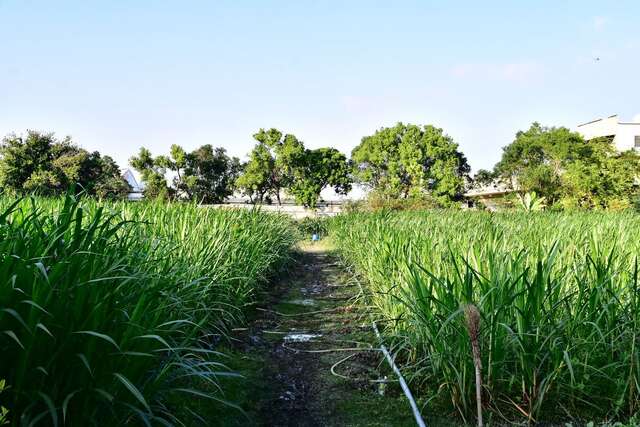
[133,124,468,208]
[2,121,638,210]
[0,131,129,198]
[130,144,242,203]
[473,123,640,210]
[235,129,352,207]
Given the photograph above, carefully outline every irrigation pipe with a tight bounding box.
[355,278,428,427]
[371,319,427,427]
[255,307,345,317]
[330,353,398,384]
[282,341,381,354]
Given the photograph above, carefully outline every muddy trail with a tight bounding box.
[218,244,417,426]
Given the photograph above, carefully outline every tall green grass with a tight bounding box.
[0,195,295,425]
[331,210,640,424]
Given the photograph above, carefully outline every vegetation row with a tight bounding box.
[3,120,639,211]
[0,194,295,425]
[330,211,640,424]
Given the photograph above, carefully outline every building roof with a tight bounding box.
[122,169,142,192]
[577,115,619,128]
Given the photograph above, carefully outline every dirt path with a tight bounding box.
[221,243,417,426]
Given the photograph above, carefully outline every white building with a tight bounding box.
[576,114,640,151]
[466,114,640,207]
[122,169,144,201]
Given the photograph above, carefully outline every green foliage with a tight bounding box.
[495,123,583,196]
[130,144,241,203]
[0,379,8,425]
[494,124,640,209]
[351,122,470,206]
[236,128,301,204]
[366,191,440,211]
[516,191,546,211]
[236,129,352,207]
[471,169,497,188]
[287,147,352,208]
[331,211,640,423]
[296,216,329,238]
[561,139,640,209]
[341,199,367,213]
[0,194,295,425]
[0,131,130,198]
[186,145,242,203]
[235,142,276,203]
[130,147,171,200]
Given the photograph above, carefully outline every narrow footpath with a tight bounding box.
[220,243,417,426]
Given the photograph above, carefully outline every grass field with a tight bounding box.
[0,195,295,425]
[330,210,640,425]
[5,196,640,426]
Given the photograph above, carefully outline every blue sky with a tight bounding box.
[1,0,639,174]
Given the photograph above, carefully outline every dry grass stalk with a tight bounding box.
[465,304,483,427]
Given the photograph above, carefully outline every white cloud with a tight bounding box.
[633,113,640,123]
[451,62,543,83]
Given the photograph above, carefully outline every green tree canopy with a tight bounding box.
[235,142,276,203]
[130,144,240,202]
[245,129,306,204]
[185,145,242,203]
[0,130,130,198]
[236,128,352,207]
[288,147,352,208]
[130,147,172,199]
[560,138,640,209]
[494,123,586,201]
[351,123,469,206]
[471,169,498,188]
[493,123,640,209]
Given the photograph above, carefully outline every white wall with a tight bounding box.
[577,116,618,140]
[576,115,640,152]
[614,123,640,151]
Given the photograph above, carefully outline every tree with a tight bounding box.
[493,123,640,209]
[185,145,242,204]
[92,156,131,199]
[236,129,303,205]
[351,123,470,206]
[130,144,241,203]
[472,169,498,187]
[130,147,172,200]
[154,144,197,198]
[494,123,586,202]
[560,138,640,209]
[236,128,353,207]
[287,148,352,208]
[0,130,130,198]
[251,129,306,204]
[235,143,275,203]
[54,148,130,198]
[0,131,61,194]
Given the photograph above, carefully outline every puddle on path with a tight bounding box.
[283,333,322,343]
[287,298,316,306]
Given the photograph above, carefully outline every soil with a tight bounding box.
[216,242,418,426]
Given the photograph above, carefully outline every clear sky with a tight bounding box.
[1,0,639,174]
